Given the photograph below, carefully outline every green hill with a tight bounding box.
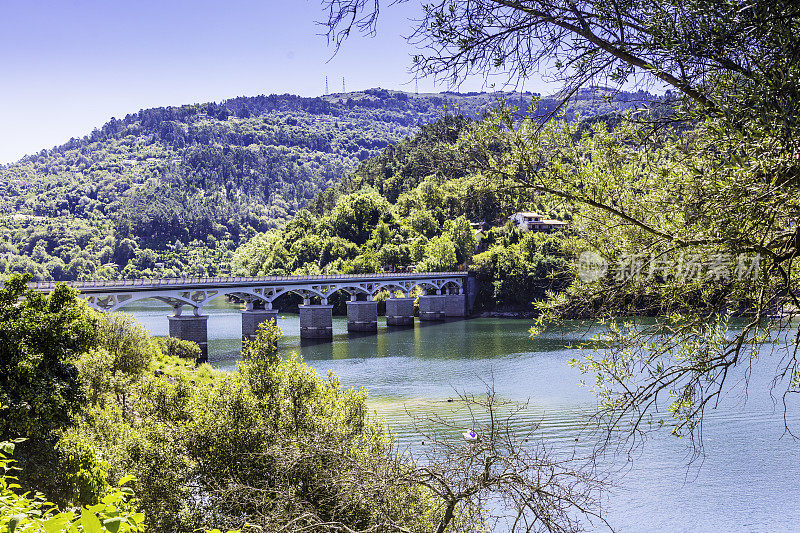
[0,87,657,281]
[231,115,575,311]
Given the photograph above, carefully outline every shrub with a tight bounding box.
[0,437,144,532]
[0,273,97,501]
[156,336,202,360]
[96,313,154,375]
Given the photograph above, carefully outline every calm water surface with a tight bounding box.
[128,298,800,532]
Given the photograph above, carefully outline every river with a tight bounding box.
[128,298,800,532]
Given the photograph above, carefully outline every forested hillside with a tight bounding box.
[0,87,655,281]
[232,116,576,310]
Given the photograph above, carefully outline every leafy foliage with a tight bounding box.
[62,319,443,532]
[471,229,572,309]
[0,442,144,533]
[0,274,95,441]
[154,336,202,361]
[234,116,573,310]
[0,274,100,502]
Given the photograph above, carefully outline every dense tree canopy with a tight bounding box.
[232,116,572,309]
[0,88,651,283]
[0,274,100,502]
[0,274,95,441]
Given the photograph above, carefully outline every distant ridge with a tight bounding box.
[26,86,657,162]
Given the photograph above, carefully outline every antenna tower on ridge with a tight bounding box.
[342,77,346,93]
[325,76,329,95]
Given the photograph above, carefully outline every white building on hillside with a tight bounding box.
[508,212,569,233]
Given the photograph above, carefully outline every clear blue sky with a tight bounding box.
[0,0,555,164]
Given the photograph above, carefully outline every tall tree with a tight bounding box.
[323,1,799,123]
[0,273,97,493]
[321,0,800,444]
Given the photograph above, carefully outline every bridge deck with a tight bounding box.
[28,271,468,294]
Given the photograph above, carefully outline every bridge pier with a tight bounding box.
[443,293,467,317]
[419,295,446,321]
[346,299,378,332]
[299,304,333,339]
[386,297,415,327]
[168,313,208,362]
[242,307,278,341]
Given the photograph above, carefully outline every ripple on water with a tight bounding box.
[124,301,800,532]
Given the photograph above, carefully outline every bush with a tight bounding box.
[96,313,154,376]
[67,320,440,531]
[156,336,202,360]
[187,321,439,531]
[0,274,97,501]
[0,437,144,532]
[417,235,458,272]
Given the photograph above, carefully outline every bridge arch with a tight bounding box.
[193,287,273,309]
[283,287,327,304]
[414,281,444,294]
[372,282,410,296]
[441,280,463,294]
[86,292,200,314]
[332,285,373,299]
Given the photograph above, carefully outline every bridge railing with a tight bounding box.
[26,271,467,291]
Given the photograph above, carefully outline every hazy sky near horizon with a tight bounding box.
[0,0,556,164]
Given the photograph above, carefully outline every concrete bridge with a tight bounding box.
[29,272,475,359]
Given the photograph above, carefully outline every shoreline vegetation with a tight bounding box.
[1,273,605,532]
[477,310,539,319]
